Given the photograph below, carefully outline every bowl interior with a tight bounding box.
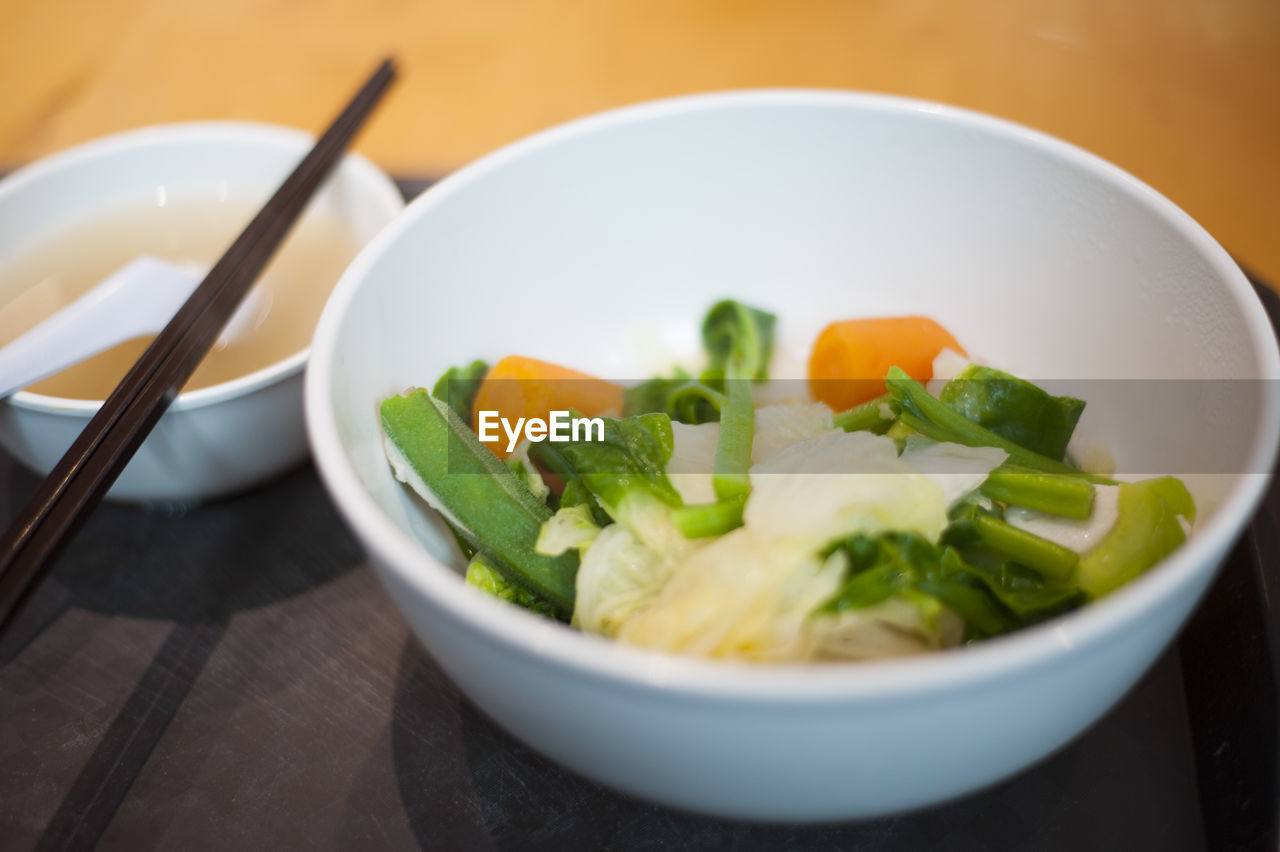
[313,90,1279,671]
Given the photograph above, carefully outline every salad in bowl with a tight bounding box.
[380,299,1195,663]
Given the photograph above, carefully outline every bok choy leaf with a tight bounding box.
[938,365,1085,461]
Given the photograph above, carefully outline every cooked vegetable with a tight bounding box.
[558,478,612,526]
[832,393,895,434]
[887,367,1108,481]
[381,300,1197,663]
[819,532,1084,641]
[531,411,690,558]
[536,504,602,556]
[506,442,551,504]
[573,524,675,638]
[966,511,1079,581]
[465,552,561,617]
[820,533,1011,640]
[979,465,1095,520]
[672,495,747,538]
[809,316,965,410]
[532,412,681,513]
[608,528,844,660]
[1076,476,1195,597]
[624,300,778,512]
[624,298,776,440]
[666,381,728,424]
[939,364,1085,461]
[701,299,776,383]
[431,359,489,421]
[380,389,577,618]
[469,355,624,458]
[702,300,776,500]
[712,378,754,500]
[744,430,951,548]
[623,370,725,424]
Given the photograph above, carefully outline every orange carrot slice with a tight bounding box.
[808,316,965,410]
[471,356,624,458]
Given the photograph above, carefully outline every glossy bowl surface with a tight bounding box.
[0,122,404,502]
[306,90,1280,821]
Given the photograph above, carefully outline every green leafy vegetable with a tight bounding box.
[667,381,728,424]
[886,367,1110,481]
[531,411,693,557]
[465,552,561,617]
[920,550,1020,639]
[939,365,1085,461]
[701,299,776,382]
[968,558,1085,618]
[557,478,612,526]
[832,393,895,434]
[623,371,725,424]
[1076,476,1195,597]
[623,375,681,419]
[380,389,576,619]
[821,532,936,610]
[532,412,682,513]
[431,359,489,421]
[821,532,1086,641]
[626,299,777,431]
[624,301,776,497]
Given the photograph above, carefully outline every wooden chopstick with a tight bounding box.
[0,58,397,631]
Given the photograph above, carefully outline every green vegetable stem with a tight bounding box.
[980,465,1096,519]
[712,378,754,500]
[701,299,776,501]
[832,393,895,434]
[968,512,1079,581]
[672,495,747,539]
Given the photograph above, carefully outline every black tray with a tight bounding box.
[0,181,1276,849]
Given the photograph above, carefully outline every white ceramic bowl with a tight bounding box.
[306,91,1280,821]
[0,123,404,503]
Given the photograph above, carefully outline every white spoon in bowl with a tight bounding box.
[0,256,265,398]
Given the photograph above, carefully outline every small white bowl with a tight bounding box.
[306,91,1280,821]
[0,123,404,502]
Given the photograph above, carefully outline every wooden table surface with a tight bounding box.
[3,1,1278,283]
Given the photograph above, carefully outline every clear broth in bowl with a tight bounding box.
[0,196,365,400]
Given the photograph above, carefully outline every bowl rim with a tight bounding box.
[306,88,1280,701]
[0,120,405,414]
